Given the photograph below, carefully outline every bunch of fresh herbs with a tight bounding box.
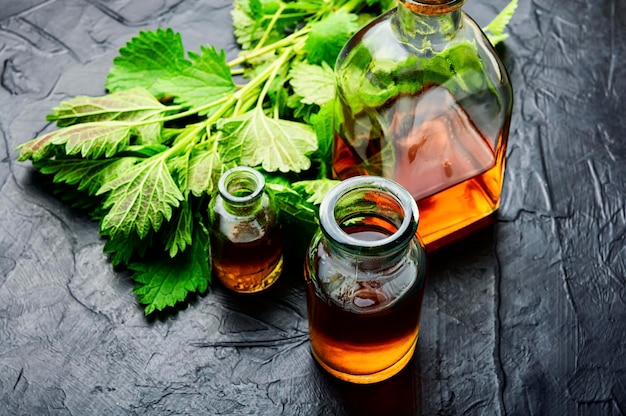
[17,0,517,315]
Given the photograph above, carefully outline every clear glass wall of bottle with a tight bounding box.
[209,166,283,293]
[332,0,513,251]
[305,176,427,384]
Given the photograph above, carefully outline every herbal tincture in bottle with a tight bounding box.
[304,176,428,384]
[333,0,513,251]
[209,167,282,293]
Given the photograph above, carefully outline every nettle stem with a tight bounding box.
[256,49,292,108]
[228,27,310,68]
[254,3,287,51]
[339,0,365,14]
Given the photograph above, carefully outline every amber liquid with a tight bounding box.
[213,227,283,293]
[306,228,426,384]
[333,86,508,251]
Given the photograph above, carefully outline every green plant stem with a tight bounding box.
[121,95,232,128]
[256,49,292,107]
[228,27,310,67]
[339,0,365,14]
[255,3,287,51]
[207,96,238,124]
[169,122,206,152]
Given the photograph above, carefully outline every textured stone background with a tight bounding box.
[1,0,625,415]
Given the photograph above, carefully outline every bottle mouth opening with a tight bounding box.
[319,176,419,254]
[400,0,465,14]
[218,166,264,205]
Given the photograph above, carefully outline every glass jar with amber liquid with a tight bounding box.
[333,0,513,251]
[304,176,427,384]
[209,166,283,293]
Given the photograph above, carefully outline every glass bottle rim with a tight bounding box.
[218,166,265,205]
[319,176,419,254]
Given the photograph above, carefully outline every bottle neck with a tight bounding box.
[396,0,464,42]
[319,176,420,272]
[218,166,264,216]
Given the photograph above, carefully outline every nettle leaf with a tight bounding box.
[134,122,164,144]
[97,157,184,238]
[17,132,60,162]
[289,61,336,106]
[34,157,137,195]
[248,0,263,20]
[106,28,191,96]
[165,199,193,258]
[267,182,318,223]
[292,178,340,204]
[305,10,359,66]
[217,106,317,173]
[103,230,152,267]
[266,182,319,254]
[130,224,211,315]
[310,101,334,162]
[53,122,133,159]
[19,122,133,161]
[483,0,518,44]
[155,46,235,115]
[187,145,224,197]
[232,2,267,50]
[167,152,190,196]
[48,87,168,127]
[48,87,168,145]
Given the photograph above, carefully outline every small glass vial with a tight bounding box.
[209,166,283,293]
[333,0,513,251]
[304,176,427,384]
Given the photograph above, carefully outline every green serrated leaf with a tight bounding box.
[47,87,168,127]
[217,106,317,173]
[305,10,359,66]
[17,132,61,162]
[310,101,335,164]
[248,0,263,20]
[130,224,210,315]
[285,93,317,124]
[105,28,191,96]
[53,122,133,159]
[483,0,518,39]
[167,153,190,196]
[266,182,318,223]
[47,87,167,145]
[292,178,339,204]
[103,230,152,267]
[97,157,184,238]
[154,46,235,115]
[289,61,336,106]
[34,157,137,195]
[165,199,193,258]
[266,182,319,258]
[19,122,133,161]
[187,145,224,197]
[232,2,268,50]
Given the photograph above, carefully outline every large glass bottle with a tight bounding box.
[304,176,427,384]
[333,0,513,251]
[209,166,283,293]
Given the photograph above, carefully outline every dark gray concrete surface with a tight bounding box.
[1,0,625,414]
